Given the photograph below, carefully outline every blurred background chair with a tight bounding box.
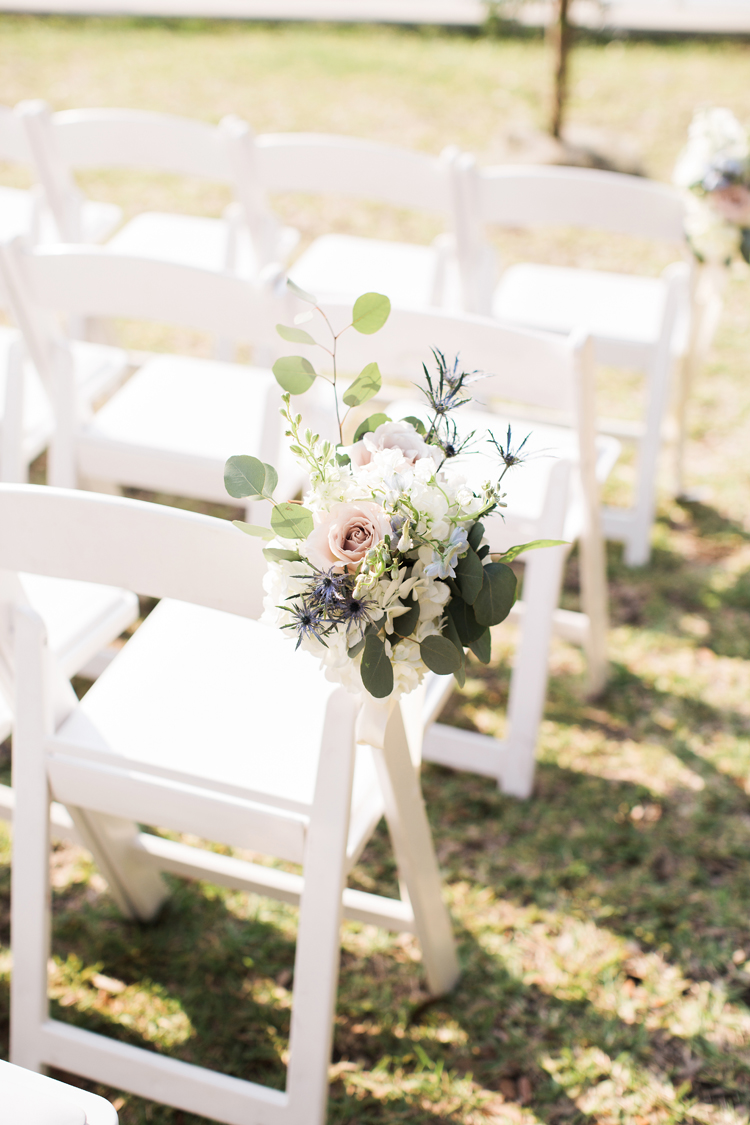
[453,161,692,566]
[287,298,620,798]
[0,241,301,514]
[17,101,298,282]
[259,134,463,308]
[2,483,458,1125]
[0,1058,118,1124]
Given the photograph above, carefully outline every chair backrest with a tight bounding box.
[0,240,290,385]
[16,101,274,250]
[460,158,687,241]
[256,133,459,216]
[0,484,266,619]
[293,298,583,416]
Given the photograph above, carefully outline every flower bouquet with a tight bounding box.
[225,282,561,700]
[673,107,750,265]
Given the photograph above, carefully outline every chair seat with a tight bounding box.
[107,211,298,277]
[0,575,138,744]
[79,199,123,245]
[290,234,455,308]
[0,1059,117,1125]
[54,599,381,846]
[493,264,668,366]
[76,353,283,502]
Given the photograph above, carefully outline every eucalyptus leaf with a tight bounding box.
[272,356,316,395]
[276,323,317,346]
[469,627,492,665]
[353,413,390,443]
[262,463,278,498]
[287,277,318,305]
[336,451,351,467]
[455,547,484,605]
[352,292,391,335]
[496,539,568,563]
[232,521,274,541]
[454,654,466,689]
[263,547,302,562]
[474,562,517,627]
[391,596,419,639]
[360,634,394,698]
[225,455,266,499]
[420,634,462,675]
[447,596,485,645]
[442,610,464,655]
[477,544,490,560]
[343,362,382,407]
[270,503,315,540]
[402,415,426,436]
[468,522,485,552]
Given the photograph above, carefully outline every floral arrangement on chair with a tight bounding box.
[225,282,559,700]
[673,107,750,265]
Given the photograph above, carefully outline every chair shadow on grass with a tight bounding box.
[2,733,750,1124]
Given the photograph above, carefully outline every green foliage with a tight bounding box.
[391,596,420,639]
[272,355,316,395]
[232,521,274,540]
[468,626,492,664]
[353,413,391,443]
[224,456,277,500]
[286,277,318,305]
[270,502,314,540]
[342,362,382,407]
[351,292,391,335]
[360,633,394,697]
[497,538,568,563]
[262,547,302,562]
[447,595,485,645]
[420,634,462,675]
[454,548,484,605]
[474,562,517,627]
[402,415,426,435]
[275,323,317,346]
[467,521,484,552]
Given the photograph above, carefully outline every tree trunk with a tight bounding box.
[550,0,572,139]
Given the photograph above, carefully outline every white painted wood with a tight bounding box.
[0,1059,118,1125]
[6,485,458,1125]
[454,157,693,565]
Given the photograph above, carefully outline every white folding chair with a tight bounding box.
[2,483,459,1125]
[0,242,301,513]
[0,1059,118,1125]
[287,299,620,798]
[257,134,462,308]
[453,161,693,566]
[17,102,298,280]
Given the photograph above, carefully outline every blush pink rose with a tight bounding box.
[305,501,392,571]
[345,420,440,469]
[709,184,750,226]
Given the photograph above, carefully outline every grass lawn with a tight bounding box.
[1,16,750,1125]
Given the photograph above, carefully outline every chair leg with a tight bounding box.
[65,807,170,922]
[10,608,52,1072]
[369,704,460,997]
[286,689,358,1125]
[502,545,568,799]
[578,527,609,698]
